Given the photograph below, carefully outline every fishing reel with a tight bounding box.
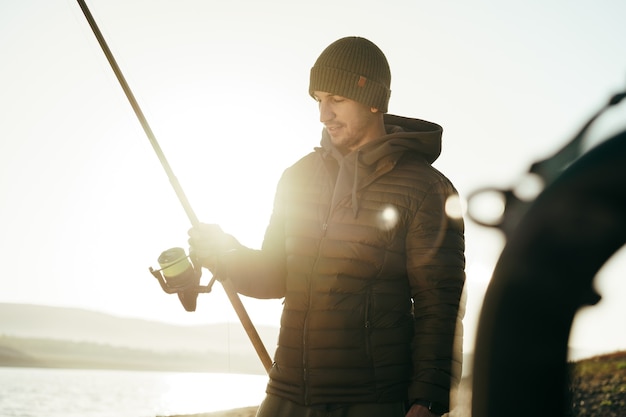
[149,247,216,312]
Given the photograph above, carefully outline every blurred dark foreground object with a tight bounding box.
[471,91,626,417]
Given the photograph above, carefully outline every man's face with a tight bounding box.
[313,91,382,154]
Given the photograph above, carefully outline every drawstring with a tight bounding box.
[352,150,361,218]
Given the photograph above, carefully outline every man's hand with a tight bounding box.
[406,403,442,417]
[187,223,241,271]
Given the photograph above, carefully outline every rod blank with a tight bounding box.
[76,0,272,374]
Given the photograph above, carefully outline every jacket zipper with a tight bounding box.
[303,220,330,405]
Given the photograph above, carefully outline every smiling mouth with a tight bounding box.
[325,125,342,134]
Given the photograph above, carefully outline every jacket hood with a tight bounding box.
[317,114,443,217]
[378,114,442,164]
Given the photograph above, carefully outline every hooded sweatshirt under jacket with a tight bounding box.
[217,114,466,410]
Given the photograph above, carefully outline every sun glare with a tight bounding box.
[159,372,267,414]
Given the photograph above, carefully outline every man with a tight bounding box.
[189,36,465,417]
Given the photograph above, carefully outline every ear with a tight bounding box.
[370,107,379,113]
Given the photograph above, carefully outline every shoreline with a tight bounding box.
[164,406,258,417]
[165,379,474,417]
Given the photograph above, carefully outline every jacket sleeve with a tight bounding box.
[406,177,466,410]
[214,172,289,299]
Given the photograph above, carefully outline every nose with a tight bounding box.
[318,100,334,124]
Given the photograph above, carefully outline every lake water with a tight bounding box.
[0,367,268,417]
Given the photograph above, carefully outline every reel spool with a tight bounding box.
[149,247,215,312]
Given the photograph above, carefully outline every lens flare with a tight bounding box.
[514,172,544,201]
[445,194,464,220]
[467,190,506,226]
[378,205,399,230]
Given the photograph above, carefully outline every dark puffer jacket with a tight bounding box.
[218,114,465,410]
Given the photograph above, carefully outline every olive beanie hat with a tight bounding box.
[309,37,391,113]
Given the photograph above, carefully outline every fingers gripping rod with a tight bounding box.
[77,0,272,374]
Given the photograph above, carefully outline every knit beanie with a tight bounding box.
[309,37,391,113]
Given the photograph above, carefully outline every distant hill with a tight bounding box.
[0,303,278,374]
[0,335,267,373]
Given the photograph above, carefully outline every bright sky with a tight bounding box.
[1,0,625,361]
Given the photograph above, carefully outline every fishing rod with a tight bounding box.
[76,0,272,373]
